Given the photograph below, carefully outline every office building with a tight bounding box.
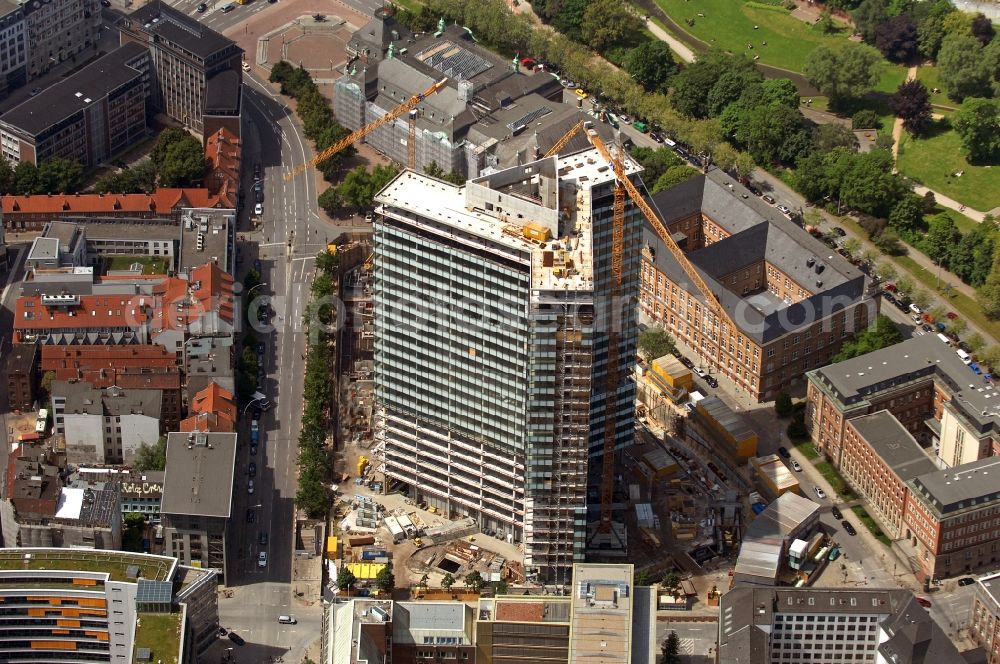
[718,586,963,663]
[807,334,1000,469]
[640,170,876,402]
[3,342,37,411]
[23,0,99,79]
[972,572,1000,664]
[0,43,150,167]
[160,431,237,585]
[335,13,563,178]
[120,3,242,135]
[0,445,121,549]
[0,0,26,99]
[373,149,642,582]
[0,547,217,663]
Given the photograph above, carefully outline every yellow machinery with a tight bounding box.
[546,121,738,534]
[285,77,448,181]
[357,455,369,476]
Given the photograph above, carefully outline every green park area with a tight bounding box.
[655,0,851,71]
[897,119,1000,213]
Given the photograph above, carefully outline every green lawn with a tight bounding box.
[0,550,172,582]
[914,65,958,110]
[897,119,1000,212]
[133,612,182,664]
[103,255,170,275]
[793,439,820,460]
[851,506,891,546]
[655,0,852,71]
[814,461,856,499]
[873,64,908,95]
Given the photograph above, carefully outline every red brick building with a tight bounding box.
[3,344,38,412]
[972,572,1000,664]
[640,170,875,401]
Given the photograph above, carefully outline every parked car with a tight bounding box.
[241,61,250,72]
[574,88,588,99]
[255,189,264,204]
[777,446,790,459]
[916,597,931,608]
[776,204,791,215]
[679,356,695,370]
[253,259,262,273]
[842,520,857,536]
[831,506,843,520]
[254,203,263,215]
[228,632,246,646]
[260,532,269,547]
[246,508,255,524]
[694,366,709,379]
[832,226,847,237]
[909,303,922,315]
[814,486,827,500]
[258,552,267,568]
[705,375,718,388]
[958,577,976,586]
[761,194,776,205]
[791,460,802,472]
[249,462,256,478]
[278,614,297,624]
[250,444,258,456]
[248,479,255,494]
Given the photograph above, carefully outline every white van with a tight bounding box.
[957,349,972,365]
[277,615,297,624]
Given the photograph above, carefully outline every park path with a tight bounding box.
[644,18,695,63]
[890,65,918,166]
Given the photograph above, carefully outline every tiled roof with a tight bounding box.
[15,294,152,330]
[205,128,240,208]
[3,189,224,215]
[151,262,234,333]
[40,345,177,377]
[180,381,236,432]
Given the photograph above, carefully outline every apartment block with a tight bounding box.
[0,43,150,167]
[718,587,962,663]
[0,445,121,549]
[640,170,875,402]
[160,431,237,585]
[3,188,224,231]
[2,342,36,411]
[391,602,476,663]
[0,547,217,664]
[179,381,236,433]
[120,3,242,135]
[972,572,1000,664]
[0,0,26,98]
[23,0,99,79]
[50,380,165,465]
[373,149,642,582]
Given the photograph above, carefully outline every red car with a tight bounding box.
[883,283,897,293]
[947,311,958,320]
[916,597,931,608]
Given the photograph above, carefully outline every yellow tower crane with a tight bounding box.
[284,77,448,181]
[546,120,737,535]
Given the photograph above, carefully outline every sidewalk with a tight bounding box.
[890,66,918,166]
[644,19,695,63]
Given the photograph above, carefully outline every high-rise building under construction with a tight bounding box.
[373,146,642,582]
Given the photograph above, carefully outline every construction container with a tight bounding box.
[384,516,405,543]
[651,355,693,391]
[522,222,552,243]
[348,535,376,548]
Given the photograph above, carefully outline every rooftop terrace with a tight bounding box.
[133,611,182,664]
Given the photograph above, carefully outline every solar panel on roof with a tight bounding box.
[507,107,551,133]
[416,41,493,80]
[126,564,140,579]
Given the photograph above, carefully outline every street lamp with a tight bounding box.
[246,282,267,296]
[243,396,265,416]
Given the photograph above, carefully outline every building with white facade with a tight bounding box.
[373,147,642,583]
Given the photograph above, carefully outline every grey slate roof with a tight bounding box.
[0,43,148,137]
[847,410,937,481]
[909,457,1000,516]
[54,380,163,419]
[644,169,869,344]
[127,3,237,60]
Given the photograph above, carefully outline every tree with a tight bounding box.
[910,288,932,309]
[971,12,995,46]
[37,158,83,194]
[852,109,880,130]
[669,51,736,119]
[889,80,932,136]
[336,567,357,593]
[812,123,860,152]
[375,564,395,593]
[731,103,812,165]
[918,14,946,59]
[924,213,961,264]
[978,246,1000,318]
[133,436,167,471]
[840,150,907,218]
[815,10,837,35]
[876,260,898,283]
[966,332,987,353]
[318,187,343,215]
[441,573,456,590]
[875,14,919,62]
[93,160,157,194]
[947,317,968,336]
[889,196,923,232]
[424,161,446,179]
[938,34,992,101]
[580,0,642,51]
[873,227,904,254]
[852,0,890,43]
[269,60,295,84]
[551,0,589,40]
[638,326,675,361]
[662,631,681,664]
[662,571,681,591]
[775,392,794,418]
[832,314,904,361]
[624,41,676,93]
[630,146,687,184]
[951,225,995,286]
[493,579,509,595]
[14,161,40,195]
[465,571,486,593]
[804,43,883,106]
[653,165,698,192]
[734,152,756,182]
[952,98,1000,163]
[152,129,207,187]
